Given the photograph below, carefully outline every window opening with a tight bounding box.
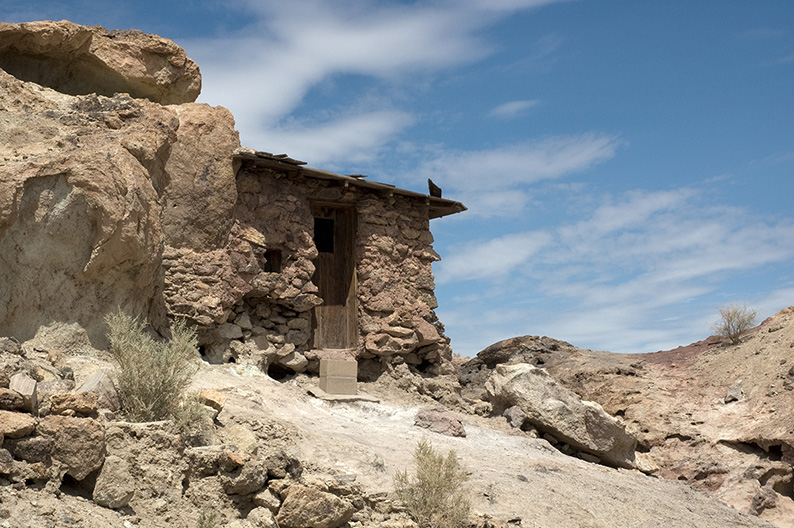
[314,217,335,253]
[263,249,283,273]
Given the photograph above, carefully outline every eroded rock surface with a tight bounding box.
[461,307,794,528]
[0,20,201,104]
[485,363,637,468]
[0,48,239,346]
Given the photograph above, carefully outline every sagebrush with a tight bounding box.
[105,309,199,422]
[196,506,219,528]
[394,438,470,528]
[713,304,757,344]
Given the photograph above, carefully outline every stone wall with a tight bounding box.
[162,163,451,374]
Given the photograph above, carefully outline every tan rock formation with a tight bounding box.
[0,20,200,104]
[461,306,794,528]
[0,47,239,346]
[485,363,637,468]
[276,484,356,528]
[36,414,106,480]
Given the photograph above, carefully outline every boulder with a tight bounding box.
[276,485,356,528]
[485,364,637,468]
[223,424,259,456]
[161,104,240,250]
[502,405,529,429]
[20,321,93,357]
[37,379,77,406]
[279,352,309,373]
[0,337,22,356]
[50,392,98,416]
[36,415,105,480]
[0,448,13,473]
[253,488,282,513]
[9,373,37,413]
[0,388,24,411]
[76,369,120,412]
[221,458,269,495]
[246,507,278,528]
[0,45,239,344]
[0,410,36,438]
[414,407,466,438]
[93,455,135,509]
[0,20,201,104]
[724,380,744,404]
[5,435,53,463]
[198,389,227,413]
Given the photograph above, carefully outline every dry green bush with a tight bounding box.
[394,438,470,528]
[173,391,215,444]
[713,304,758,344]
[196,506,219,528]
[105,309,199,422]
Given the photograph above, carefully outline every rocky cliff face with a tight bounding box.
[0,68,240,346]
[0,20,241,346]
[0,20,201,104]
[460,307,794,528]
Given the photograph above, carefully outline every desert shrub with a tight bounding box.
[105,309,199,422]
[394,438,470,528]
[196,507,219,528]
[173,391,215,444]
[713,304,758,344]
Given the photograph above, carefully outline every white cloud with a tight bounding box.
[250,110,415,166]
[189,1,497,129]
[437,187,794,354]
[407,134,621,216]
[488,99,540,119]
[417,134,621,191]
[183,0,574,162]
[437,231,553,283]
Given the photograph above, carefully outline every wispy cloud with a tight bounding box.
[252,110,415,166]
[411,133,622,216]
[184,0,572,161]
[437,231,553,283]
[488,99,540,119]
[436,187,794,354]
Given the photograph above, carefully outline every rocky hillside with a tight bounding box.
[0,321,778,528]
[460,307,794,528]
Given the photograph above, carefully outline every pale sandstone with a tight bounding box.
[0,20,200,104]
[485,363,637,468]
[0,410,36,438]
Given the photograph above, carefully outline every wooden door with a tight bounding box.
[311,204,357,350]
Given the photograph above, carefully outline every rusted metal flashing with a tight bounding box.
[234,150,466,219]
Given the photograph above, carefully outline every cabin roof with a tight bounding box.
[234,150,467,220]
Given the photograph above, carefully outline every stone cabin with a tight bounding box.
[162,149,465,378]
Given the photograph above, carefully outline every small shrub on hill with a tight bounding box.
[394,438,470,528]
[196,506,219,528]
[105,309,199,422]
[713,304,758,344]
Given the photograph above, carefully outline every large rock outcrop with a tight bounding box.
[462,307,794,528]
[485,363,637,468]
[0,20,201,104]
[0,23,240,346]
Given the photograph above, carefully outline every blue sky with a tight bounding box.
[4,1,793,355]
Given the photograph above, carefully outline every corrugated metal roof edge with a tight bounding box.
[234,152,467,219]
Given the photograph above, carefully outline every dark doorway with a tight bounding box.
[311,204,357,350]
